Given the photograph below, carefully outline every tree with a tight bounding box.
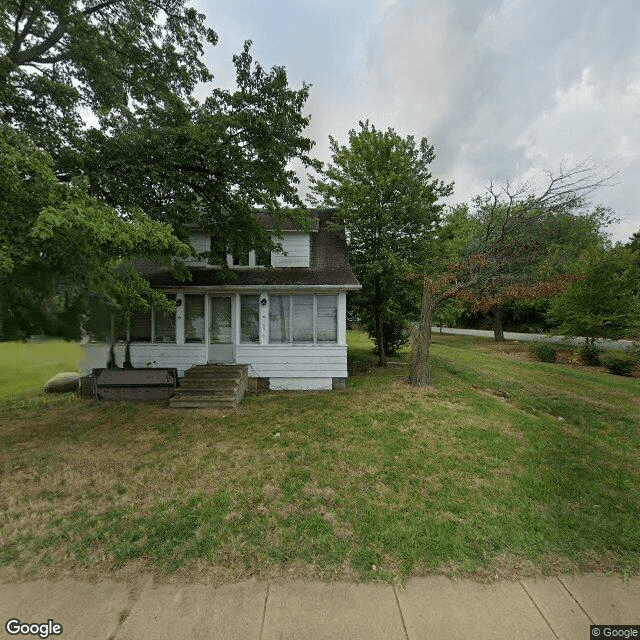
[547,245,640,344]
[408,162,615,385]
[0,124,192,339]
[1,3,319,337]
[0,0,216,152]
[80,42,320,263]
[309,121,452,365]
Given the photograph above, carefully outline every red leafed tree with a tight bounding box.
[408,162,615,386]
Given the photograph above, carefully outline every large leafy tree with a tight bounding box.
[441,199,612,340]
[309,121,453,365]
[81,43,320,262]
[0,124,191,338]
[1,2,319,338]
[547,245,640,344]
[408,163,615,385]
[0,0,216,151]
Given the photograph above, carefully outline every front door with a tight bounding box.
[208,295,234,363]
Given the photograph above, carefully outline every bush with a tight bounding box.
[624,342,640,357]
[528,342,557,362]
[601,353,638,376]
[365,311,410,357]
[577,344,602,366]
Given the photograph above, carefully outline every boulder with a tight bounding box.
[43,372,80,394]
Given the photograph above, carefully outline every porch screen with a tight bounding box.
[210,297,232,343]
[185,295,205,343]
[154,295,176,343]
[269,295,290,343]
[130,311,151,342]
[292,295,314,343]
[316,295,338,342]
[240,295,259,343]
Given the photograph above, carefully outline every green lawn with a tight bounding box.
[0,339,83,401]
[0,332,638,584]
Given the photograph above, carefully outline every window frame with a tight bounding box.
[239,294,260,344]
[268,294,337,345]
[184,293,206,344]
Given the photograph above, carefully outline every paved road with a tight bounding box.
[432,326,636,351]
[1,574,638,639]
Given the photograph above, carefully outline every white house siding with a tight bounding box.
[184,231,210,267]
[235,344,347,390]
[129,344,207,376]
[271,233,310,267]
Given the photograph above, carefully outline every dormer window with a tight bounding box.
[231,253,249,267]
[227,250,270,268]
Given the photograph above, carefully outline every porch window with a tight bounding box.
[185,294,205,343]
[292,295,314,343]
[269,295,290,343]
[130,310,151,342]
[316,295,338,342]
[267,295,338,344]
[240,295,259,343]
[154,295,176,343]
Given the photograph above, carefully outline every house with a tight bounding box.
[128,209,361,392]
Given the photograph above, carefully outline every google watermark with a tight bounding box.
[5,619,63,638]
[591,626,640,638]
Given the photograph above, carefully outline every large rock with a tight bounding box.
[44,372,80,394]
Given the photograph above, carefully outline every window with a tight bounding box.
[240,295,259,343]
[232,253,249,267]
[154,295,176,343]
[185,294,205,343]
[130,310,151,342]
[292,295,314,343]
[269,295,290,343]
[268,295,338,344]
[228,249,271,268]
[255,247,271,267]
[316,296,338,342]
[209,236,227,265]
[130,295,176,343]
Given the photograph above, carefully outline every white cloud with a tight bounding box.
[195,0,640,241]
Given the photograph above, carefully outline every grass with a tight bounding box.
[0,339,83,401]
[0,332,638,584]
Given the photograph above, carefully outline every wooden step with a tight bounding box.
[175,388,238,397]
[171,364,248,409]
[180,379,239,390]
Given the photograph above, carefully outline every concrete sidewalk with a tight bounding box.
[1,574,639,639]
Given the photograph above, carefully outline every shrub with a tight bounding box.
[528,342,557,362]
[601,353,638,376]
[365,311,410,356]
[624,342,640,357]
[577,344,602,366]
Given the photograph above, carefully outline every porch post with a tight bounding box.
[176,291,185,345]
[259,292,269,345]
[338,292,347,345]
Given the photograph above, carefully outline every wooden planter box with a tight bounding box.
[90,368,178,401]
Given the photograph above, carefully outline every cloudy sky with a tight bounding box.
[196,0,640,242]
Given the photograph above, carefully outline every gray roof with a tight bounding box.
[134,209,360,289]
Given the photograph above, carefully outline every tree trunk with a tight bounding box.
[374,303,387,367]
[490,305,505,342]
[374,279,386,367]
[408,285,434,386]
